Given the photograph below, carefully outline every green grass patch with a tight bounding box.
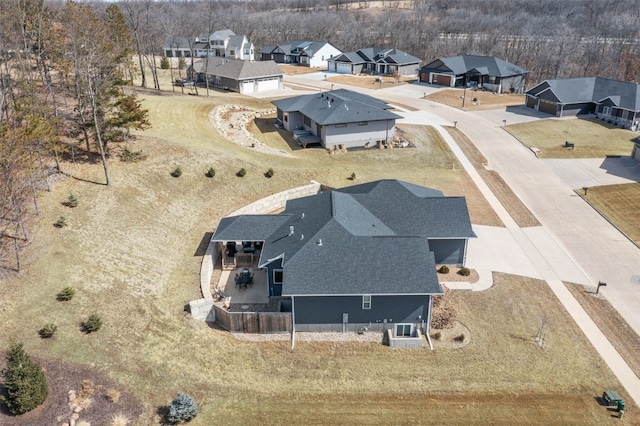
[505,118,635,158]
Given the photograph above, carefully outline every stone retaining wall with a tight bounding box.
[189,181,322,321]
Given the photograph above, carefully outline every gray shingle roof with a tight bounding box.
[211,180,475,297]
[333,48,420,66]
[527,77,640,111]
[209,29,235,40]
[227,35,245,50]
[422,55,528,77]
[192,58,282,80]
[271,89,401,125]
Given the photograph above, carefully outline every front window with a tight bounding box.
[273,269,283,284]
[303,116,311,126]
[358,121,368,126]
[362,295,371,309]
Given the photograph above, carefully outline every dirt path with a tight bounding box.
[209,105,294,157]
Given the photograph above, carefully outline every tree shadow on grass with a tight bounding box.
[156,404,172,425]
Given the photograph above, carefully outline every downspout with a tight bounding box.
[425,295,434,350]
[291,296,296,350]
[462,238,469,267]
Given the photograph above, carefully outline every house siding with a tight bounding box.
[308,44,342,68]
[324,120,395,149]
[264,258,283,297]
[429,239,466,265]
[293,295,430,331]
[560,102,596,116]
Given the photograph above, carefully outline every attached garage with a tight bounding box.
[241,80,255,93]
[431,73,452,87]
[429,239,466,265]
[526,96,537,109]
[538,99,558,116]
[257,77,280,91]
[632,143,640,162]
[336,62,352,74]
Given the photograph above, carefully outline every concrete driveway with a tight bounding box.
[544,157,640,189]
[472,105,550,125]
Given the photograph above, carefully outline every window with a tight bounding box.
[362,295,371,309]
[284,113,288,122]
[335,123,347,128]
[358,121,368,126]
[303,116,311,126]
[603,106,612,116]
[229,50,235,56]
[273,269,283,284]
[396,324,412,337]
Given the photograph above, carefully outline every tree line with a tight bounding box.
[120,0,640,88]
[0,0,149,271]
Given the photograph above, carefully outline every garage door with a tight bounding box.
[336,63,352,74]
[432,74,452,86]
[526,96,537,109]
[241,80,255,94]
[257,78,280,91]
[538,99,558,115]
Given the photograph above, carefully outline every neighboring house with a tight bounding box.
[525,77,640,129]
[419,55,528,94]
[272,89,401,149]
[188,58,283,94]
[259,41,342,68]
[163,29,254,60]
[211,179,475,339]
[327,48,421,76]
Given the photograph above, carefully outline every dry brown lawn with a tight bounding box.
[278,64,325,75]
[565,282,640,381]
[505,118,636,158]
[447,127,540,228]
[579,183,640,244]
[327,74,416,90]
[426,88,525,111]
[1,79,637,423]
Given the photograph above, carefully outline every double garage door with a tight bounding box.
[241,77,280,93]
[335,62,352,74]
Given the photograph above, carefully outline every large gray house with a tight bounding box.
[327,48,421,76]
[272,89,401,149]
[259,41,342,68]
[211,180,475,338]
[526,77,640,129]
[188,58,283,94]
[420,55,528,93]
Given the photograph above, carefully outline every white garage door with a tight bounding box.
[336,63,352,74]
[256,78,280,91]
[241,80,255,93]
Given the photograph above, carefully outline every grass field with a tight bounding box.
[327,74,417,90]
[1,73,637,423]
[579,183,640,245]
[505,118,636,158]
[426,88,525,111]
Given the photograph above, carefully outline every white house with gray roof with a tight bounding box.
[420,55,528,93]
[163,29,254,60]
[259,41,341,68]
[211,180,475,340]
[526,77,640,129]
[188,58,283,93]
[272,89,401,149]
[327,48,421,76]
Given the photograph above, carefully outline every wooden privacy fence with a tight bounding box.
[213,305,292,334]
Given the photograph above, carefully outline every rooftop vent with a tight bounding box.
[289,226,294,235]
[300,234,304,240]
[317,239,323,246]
[301,212,305,219]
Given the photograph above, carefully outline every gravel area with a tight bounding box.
[232,330,385,343]
[209,104,293,157]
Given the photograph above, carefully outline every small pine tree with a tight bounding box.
[82,314,102,333]
[160,56,170,69]
[205,167,215,178]
[39,323,58,338]
[178,57,186,70]
[171,167,182,178]
[57,286,76,301]
[349,172,356,180]
[68,193,79,207]
[236,168,246,177]
[0,341,49,415]
[54,216,68,228]
[264,168,274,178]
[167,393,199,423]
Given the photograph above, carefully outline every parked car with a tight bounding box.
[174,79,194,87]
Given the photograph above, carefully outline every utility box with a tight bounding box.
[602,391,624,410]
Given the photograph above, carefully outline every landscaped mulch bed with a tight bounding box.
[0,354,143,426]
